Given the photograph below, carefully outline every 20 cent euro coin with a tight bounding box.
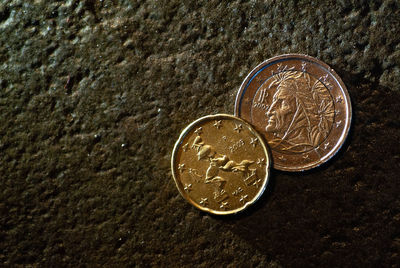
[235,54,352,171]
[171,114,271,215]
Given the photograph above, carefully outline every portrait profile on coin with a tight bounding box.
[263,70,334,153]
[235,54,352,171]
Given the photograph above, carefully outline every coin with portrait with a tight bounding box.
[235,54,351,171]
[171,114,271,215]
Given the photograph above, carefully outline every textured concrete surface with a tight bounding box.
[1,0,399,266]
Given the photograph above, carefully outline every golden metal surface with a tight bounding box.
[171,114,271,215]
[235,54,352,171]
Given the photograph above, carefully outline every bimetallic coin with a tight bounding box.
[171,114,271,215]
[235,54,352,171]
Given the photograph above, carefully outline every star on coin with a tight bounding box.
[303,154,310,160]
[335,109,340,115]
[182,143,189,152]
[239,195,248,203]
[219,201,229,210]
[336,120,342,128]
[321,74,328,83]
[250,137,259,147]
[213,120,222,129]
[278,155,286,161]
[336,96,343,103]
[194,127,203,135]
[234,124,243,133]
[184,183,192,192]
[177,164,185,173]
[253,179,262,188]
[199,198,208,206]
[256,158,265,166]
[324,142,330,149]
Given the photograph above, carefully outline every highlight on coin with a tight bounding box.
[171,114,271,215]
[235,54,352,171]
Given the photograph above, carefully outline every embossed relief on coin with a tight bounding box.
[235,54,352,171]
[251,68,335,154]
[172,115,270,214]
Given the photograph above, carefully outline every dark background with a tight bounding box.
[1,0,399,267]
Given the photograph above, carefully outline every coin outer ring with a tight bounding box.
[234,54,352,171]
[171,114,271,215]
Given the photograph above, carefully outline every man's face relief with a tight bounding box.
[265,85,296,134]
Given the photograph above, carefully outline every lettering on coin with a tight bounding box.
[253,102,270,111]
[228,139,245,153]
[258,88,268,103]
[232,187,244,196]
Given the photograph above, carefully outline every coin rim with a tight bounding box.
[234,54,352,171]
[171,114,271,215]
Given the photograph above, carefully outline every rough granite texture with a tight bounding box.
[1,0,399,267]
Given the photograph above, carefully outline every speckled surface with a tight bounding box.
[1,0,399,266]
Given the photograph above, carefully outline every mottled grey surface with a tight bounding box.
[1,0,399,266]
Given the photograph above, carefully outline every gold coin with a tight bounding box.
[235,54,352,171]
[171,114,271,215]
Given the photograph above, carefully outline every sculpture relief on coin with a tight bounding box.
[235,54,351,171]
[171,114,270,215]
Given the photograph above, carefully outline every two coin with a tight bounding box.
[172,54,352,214]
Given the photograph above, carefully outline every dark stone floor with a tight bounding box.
[1,0,399,266]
